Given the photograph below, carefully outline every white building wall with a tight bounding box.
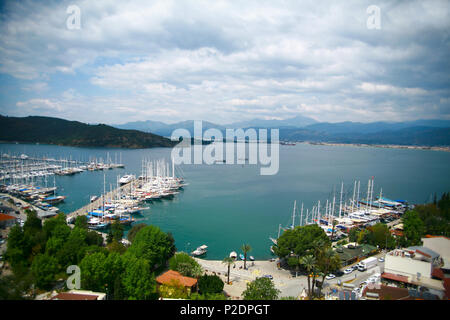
[422,237,450,261]
[385,254,432,279]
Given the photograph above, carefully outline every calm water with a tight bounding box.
[2,142,450,260]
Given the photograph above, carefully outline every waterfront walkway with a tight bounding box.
[194,258,307,298]
[66,179,137,221]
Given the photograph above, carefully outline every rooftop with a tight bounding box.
[0,213,16,221]
[156,270,197,288]
[51,290,106,300]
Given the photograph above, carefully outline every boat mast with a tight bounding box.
[339,181,343,219]
[300,202,304,226]
[370,176,375,209]
[317,200,321,225]
[357,180,360,209]
[352,180,356,212]
[292,200,296,229]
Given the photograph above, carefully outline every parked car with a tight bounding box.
[344,268,354,274]
[334,270,344,277]
[326,274,336,280]
[262,275,273,280]
[378,257,385,262]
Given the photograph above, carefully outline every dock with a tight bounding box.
[66,179,137,222]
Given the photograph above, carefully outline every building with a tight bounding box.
[0,213,18,228]
[362,284,439,300]
[51,290,106,300]
[422,236,450,270]
[382,248,445,298]
[156,270,198,293]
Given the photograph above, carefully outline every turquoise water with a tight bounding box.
[1,142,450,260]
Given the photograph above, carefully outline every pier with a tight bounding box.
[66,178,137,222]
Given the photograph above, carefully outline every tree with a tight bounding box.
[23,210,42,234]
[222,257,235,284]
[241,244,252,270]
[158,279,189,299]
[402,210,425,246]
[42,213,67,240]
[316,247,341,297]
[121,253,157,300]
[348,228,359,243]
[242,277,280,300]
[79,251,111,292]
[127,225,175,270]
[370,223,396,249]
[56,227,88,266]
[31,253,58,290]
[169,252,203,278]
[198,275,224,294]
[274,224,330,259]
[5,224,30,275]
[300,255,316,298]
[111,220,124,242]
[74,215,88,229]
[127,223,146,243]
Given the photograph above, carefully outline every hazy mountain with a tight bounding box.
[227,115,318,128]
[0,115,177,148]
[280,126,450,146]
[114,120,169,132]
[304,120,450,135]
[112,117,450,146]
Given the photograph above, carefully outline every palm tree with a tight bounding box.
[317,247,341,297]
[241,244,252,269]
[222,257,235,284]
[330,219,338,242]
[300,255,316,298]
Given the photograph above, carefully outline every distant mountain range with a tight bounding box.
[113,117,450,146]
[0,115,177,148]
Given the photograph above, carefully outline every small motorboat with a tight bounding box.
[229,251,237,260]
[191,245,208,257]
[249,256,255,261]
[239,253,245,260]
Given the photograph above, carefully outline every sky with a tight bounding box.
[0,0,449,125]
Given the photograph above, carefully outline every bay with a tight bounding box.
[1,142,449,260]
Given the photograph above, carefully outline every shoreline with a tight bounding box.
[300,141,450,152]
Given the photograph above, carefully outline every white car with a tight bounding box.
[326,274,336,280]
[344,268,354,274]
[378,257,385,262]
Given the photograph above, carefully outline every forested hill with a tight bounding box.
[0,115,177,148]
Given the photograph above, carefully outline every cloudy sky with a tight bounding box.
[0,0,449,125]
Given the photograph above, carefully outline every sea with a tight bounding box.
[1,142,450,260]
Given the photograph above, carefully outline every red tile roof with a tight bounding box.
[364,285,412,300]
[443,278,450,300]
[156,270,197,287]
[52,292,99,300]
[382,272,409,283]
[432,267,444,280]
[425,235,450,240]
[0,213,16,222]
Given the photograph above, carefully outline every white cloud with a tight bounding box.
[0,0,449,123]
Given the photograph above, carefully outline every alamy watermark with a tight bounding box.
[170,121,279,175]
[66,265,81,289]
[66,5,81,30]
[367,5,381,30]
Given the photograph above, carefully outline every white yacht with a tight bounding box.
[119,174,135,185]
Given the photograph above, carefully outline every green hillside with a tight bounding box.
[0,115,177,149]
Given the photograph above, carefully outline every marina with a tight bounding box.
[0,142,449,260]
[269,178,409,255]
